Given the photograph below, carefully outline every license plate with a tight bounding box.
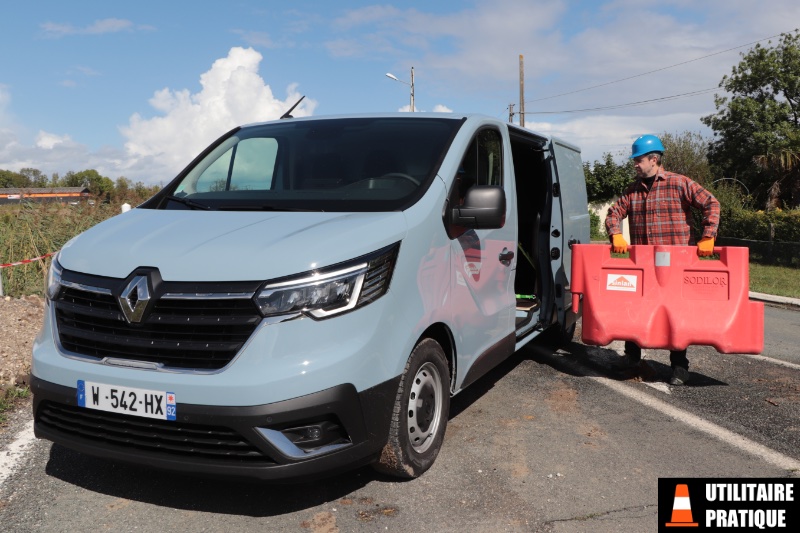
[77,380,176,421]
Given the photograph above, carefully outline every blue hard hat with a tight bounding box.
[630,135,665,159]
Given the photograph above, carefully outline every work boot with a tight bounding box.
[669,366,690,386]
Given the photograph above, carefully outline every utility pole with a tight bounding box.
[410,66,415,112]
[508,103,515,123]
[519,54,525,127]
[385,67,415,112]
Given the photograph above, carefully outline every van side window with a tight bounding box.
[455,129,503,203]
[194,138,278,192]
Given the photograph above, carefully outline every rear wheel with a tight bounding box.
[373,338,450,478]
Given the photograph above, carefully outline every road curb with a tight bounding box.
[750,291,800,308]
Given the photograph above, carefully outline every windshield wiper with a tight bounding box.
[166,195,212,210]
[218,204,322,212]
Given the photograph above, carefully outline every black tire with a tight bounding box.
[372,338,450,478]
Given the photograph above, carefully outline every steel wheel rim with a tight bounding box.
[406,361,443,454]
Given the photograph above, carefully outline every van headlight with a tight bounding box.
[255,243,399,319]
[46,254,63,300]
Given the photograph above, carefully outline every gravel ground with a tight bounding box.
[0,296,44,390]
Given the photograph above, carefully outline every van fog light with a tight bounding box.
[283,421,348,449]
[257,420,352,459]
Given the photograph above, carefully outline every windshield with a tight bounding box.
[160,117,462,212]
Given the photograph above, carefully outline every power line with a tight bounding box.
[527,87,718,115]
[527,31,790,104]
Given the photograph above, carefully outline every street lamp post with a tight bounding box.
[385,66,415,112]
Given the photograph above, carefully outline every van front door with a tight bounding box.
[448,128,516,390]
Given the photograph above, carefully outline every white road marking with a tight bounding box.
[0,421,36,487]
[643,382,672,394]
[592,374,800,471]
[735,351,800,371]
[554,346,800,472]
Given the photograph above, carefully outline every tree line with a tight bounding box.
[585,30,800,211]
[0,168,161,205]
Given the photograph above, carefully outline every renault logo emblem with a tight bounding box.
[118,275,151,323]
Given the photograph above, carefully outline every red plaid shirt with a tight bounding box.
[605,170,720,245]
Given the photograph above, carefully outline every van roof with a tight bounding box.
[239,112,569,149]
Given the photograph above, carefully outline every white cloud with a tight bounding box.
[232,30,279,48]
[432,104,453,113]
[0,47,316,184]
[0,84,11,126]
[36,131,71,150]
[527,112,715,165]
[0,128,94,175]
[39,18,148,38]
[328,0,798,151]
[118,47,316,182]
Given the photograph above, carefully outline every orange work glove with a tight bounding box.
[697,237,715,257]
[611,234,628,254]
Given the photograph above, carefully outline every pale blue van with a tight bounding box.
[31,113,589,481]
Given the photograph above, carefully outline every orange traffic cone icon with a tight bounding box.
[665,484,698,527]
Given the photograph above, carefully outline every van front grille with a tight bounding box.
[54,282,262,371]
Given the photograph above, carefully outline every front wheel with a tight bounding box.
[373,338,450,478]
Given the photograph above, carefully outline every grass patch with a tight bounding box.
[749,263,800,299]
[1,202,123,297]
[0,386,30,425]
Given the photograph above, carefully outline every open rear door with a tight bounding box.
[550,138,590,328]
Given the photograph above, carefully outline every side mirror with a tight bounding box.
[451,185,506,229]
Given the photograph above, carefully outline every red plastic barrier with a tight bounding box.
[571,245,764,354]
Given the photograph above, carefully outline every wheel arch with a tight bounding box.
[416,323,456,394]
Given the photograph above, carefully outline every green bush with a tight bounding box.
[589,210,605,240]
[709,182,799,242]
[720,207,800,241]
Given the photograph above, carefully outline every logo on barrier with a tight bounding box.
[683,275,728,287]
[606,273,637,292]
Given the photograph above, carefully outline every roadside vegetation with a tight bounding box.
[750,264,800,299]
[0,386,29,425]
[1,170,160,297]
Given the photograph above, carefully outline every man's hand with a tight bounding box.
[611,234,628,254]
[697,237,715,257]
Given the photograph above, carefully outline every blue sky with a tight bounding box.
[1,0,798,186]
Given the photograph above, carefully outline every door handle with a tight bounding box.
[499,248,514,265]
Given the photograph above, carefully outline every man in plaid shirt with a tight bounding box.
[605,134,720,385]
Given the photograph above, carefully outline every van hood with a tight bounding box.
[58,209,408,281]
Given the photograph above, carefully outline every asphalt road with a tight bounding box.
[762,303,800,364]
[1,303,798,532]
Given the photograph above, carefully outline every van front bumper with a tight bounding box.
[31,373,400,482]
